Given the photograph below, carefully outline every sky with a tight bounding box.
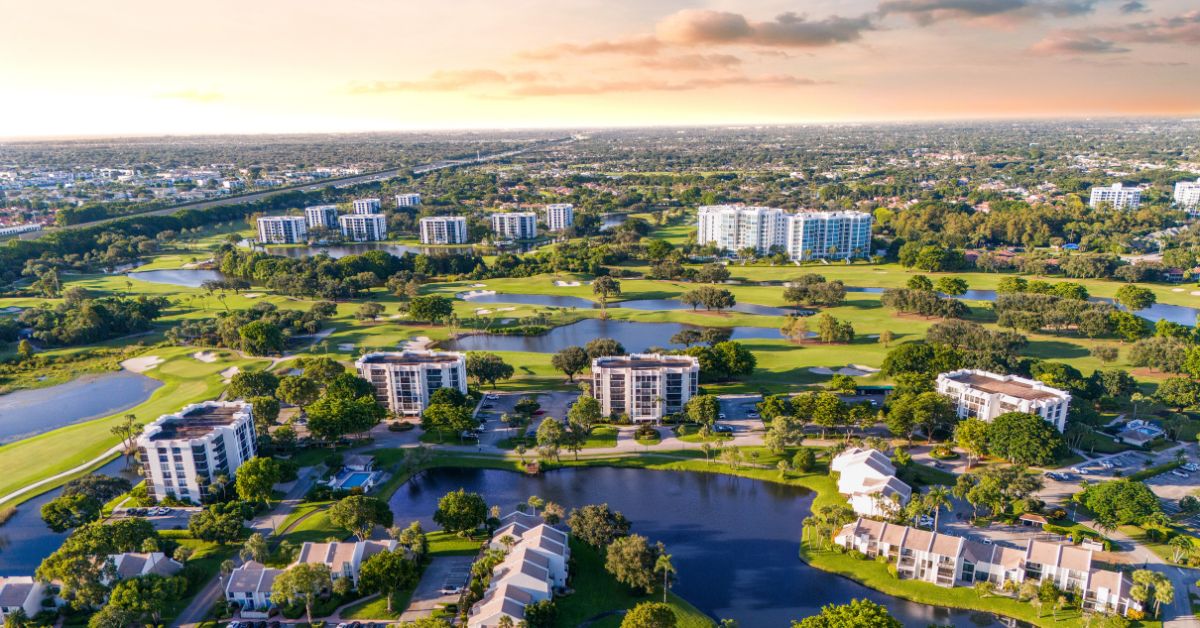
[1,0,1197,137]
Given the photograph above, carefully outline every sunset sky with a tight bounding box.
[3,0,1198,137]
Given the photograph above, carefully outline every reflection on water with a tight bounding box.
[126,269,225,287]
[391,467,1023,628]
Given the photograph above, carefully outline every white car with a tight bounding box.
[484,394,499,400]
[917,516,934,528]
[1172,469,1190,478]
[718,413,727,420]
[1183,463,1198,472]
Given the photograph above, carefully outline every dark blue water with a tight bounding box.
[462,293,598,309]
[441,319,784,353]
[390,467,1017,627]
[461,292,807,316]
[269,243,476,259]
[0,371,161,444]
[0,457,137,575]
[127,269,226,287]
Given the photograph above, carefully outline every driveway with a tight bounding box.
[396,556,475,623]
[111,507,199,531]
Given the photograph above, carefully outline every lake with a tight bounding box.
[126,269,226,288]
[440,319,784,353]
[0,457,137,576]
[460,292,807,317]
[0,371,161,445]
[390,467,1018,627]
[268,242,476,259]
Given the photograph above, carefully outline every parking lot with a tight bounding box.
[112,506,198,530]
[474,390,580,446]
[396,555,474,623]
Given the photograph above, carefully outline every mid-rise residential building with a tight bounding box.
[490,212,538,240]
[834,518,1140,616]
[696,205,872,260]
[1174,179,1200,213]
[256,215,307,244]
[351,198,382,214]
[830,447,912,517]
[304,204,339,230]
[395,193,422,207]
[339,213,388,242]
[355,351,467,416]
[1088,183,1142,210]
[136,401,257,503]
[591,354,700,423]
[419,216,469,244]
[935,369,1070,432]
[545,203,574,232]
[0,577,48,622]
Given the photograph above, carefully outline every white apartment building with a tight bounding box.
[591,354,700,423]
[304,204,339,230]
[1088,183,1142,210]
[545,203,574,232]
[696,205,872,260]
[395,193,422,207]
[469,513,571,628]
[419,216,469,244]
[256,215,308,244]
[136,401,258,503]
[936,369,1070,432]
[490,212,538,240]
[355,351,468,416]
[339,213,388,242]
[351,198,382,214]
[830,448,912,517]
[1174,179,1200,213]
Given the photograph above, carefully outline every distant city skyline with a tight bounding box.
[3,0,1198,137]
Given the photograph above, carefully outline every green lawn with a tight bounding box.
[427,530,486,556]
[339,592,413,621]
[555,539,713,628]
[582,426,619,448]
[674,424,732,444]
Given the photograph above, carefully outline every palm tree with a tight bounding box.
[654,549,676,603]
[925,486,952,531]
[1170,535,1193,564]
[110,414,143,471]
[1154,580,1175,617]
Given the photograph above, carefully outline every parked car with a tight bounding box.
[747,412,760,419]
[917,515,934,528]
[718,413,727,420]
[485,394,499,400]
[460,431,479,440]
[712,424,734,434]
[1044,472,1060,480]
[1172,469,1190,478]
[1183,463,1199,472]
[440,583,464,595]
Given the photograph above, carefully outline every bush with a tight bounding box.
[387,421,415,432]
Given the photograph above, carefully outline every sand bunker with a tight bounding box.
[243,293,264,298]
[1192,291,1200,297]
[122,355,163,373]
[220,366,240,382]
[808,367,835,375]
[192,351,218,363]
[808,364,880,377]
[475,308,493,315]
[338,343,355,351]
[554,280,582,287]
[401,336,433,351]
[457,289,496,300]
[495,307,516,312]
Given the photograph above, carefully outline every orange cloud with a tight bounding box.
[1029,34,1130,54]
[635,54,743,70]
[1029,10,1200,55]
[655,10,874,47]
[519,36,662,60]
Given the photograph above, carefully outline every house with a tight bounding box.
[489,552,553,602]
[0,577,47,622]
[468,583,535,628]
[1163,267,1187,283]
[344,455,375,472]
[830,448,912,517]
[224,561,282,614]
[106,552,183,582]
[487,522,570,587]
[834,518,1141,616]
[295,540,398,585]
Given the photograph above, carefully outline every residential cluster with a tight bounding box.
[225,540,399,615]
[468,511,570,628]
[417,204,574,245]
[257,194,411,244]
[835,518,1141,617]
[830,447,912,518]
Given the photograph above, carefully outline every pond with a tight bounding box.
[440,319,784,353]
[267,242,476,259]
[0,457,137,576]
[0,370,162,445]
[126,269,226,288]
[390,467,1019,627]
[460,292,807,317]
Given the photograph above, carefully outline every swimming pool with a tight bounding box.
[338,472,375,489]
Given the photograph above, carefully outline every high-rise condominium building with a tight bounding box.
[339,214,388,242]
[395,193,422,207]
[352,198,382,214]
[1174,179,1200,213]
[1088,184,1142,210]
[304,205,339,230]
[490,212,538,240]
[591,354,700,423]
[935,369,1070,432]
[419,216,469,245]
[696,205,872,260]
[545,203,574,232]
[355,351,468,416]
[256,216,308,244]
[136,401,257,503]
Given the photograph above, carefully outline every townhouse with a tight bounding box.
[294,540,398,586]
[106,552,183,582]
[468,513,570,628]
[830,448,912,517]
[224,561,282,614]
[0,577,48,623]
[834,518,1140,616]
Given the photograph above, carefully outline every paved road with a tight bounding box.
[174,467,320,628]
